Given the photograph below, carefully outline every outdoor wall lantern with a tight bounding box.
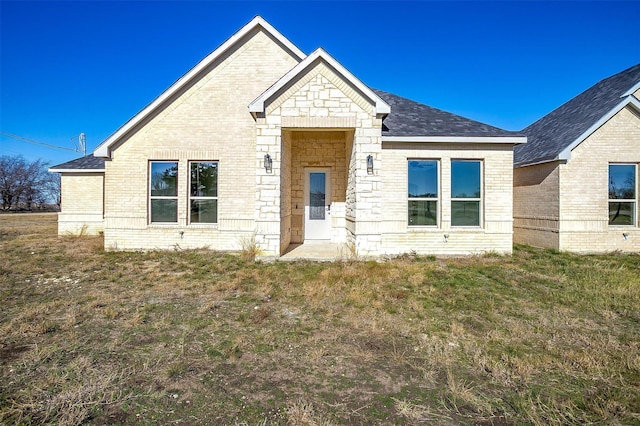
[623,232,629,241]
[264,154,272,173]
[366,155,374,174]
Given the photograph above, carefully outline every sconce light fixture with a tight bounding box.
[623,232,629,241]
[366,155,374,174]
[443,234,449,243]
[264,153,272,173]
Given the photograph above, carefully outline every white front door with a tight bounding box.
[304,168,331,240]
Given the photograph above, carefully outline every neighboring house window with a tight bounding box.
[150,161,178,223]
[451,160,482,227]
[190,161,218,224]
[609,164,637,226]
[408,160,438,226]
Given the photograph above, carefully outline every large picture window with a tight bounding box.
[408,160,439,226]
[609,164,637,226]
[451,160,482,227]
[150,161,178,223]
[190,161,218,224]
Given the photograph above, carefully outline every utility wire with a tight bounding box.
[1,132,80,152]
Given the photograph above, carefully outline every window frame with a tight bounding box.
[608,163,637,227]
[149,160,179,224]
[189,160,219,225]
[450,159,483,228]
[407,159,440,227]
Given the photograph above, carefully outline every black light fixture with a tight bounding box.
[366,155,374,174]
[264,153,272,173]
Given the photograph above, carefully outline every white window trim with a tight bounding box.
[149,160,179,224]
[608,163,638,227]
[408,159,440,228]
[451,159,483,228]
[189,161,219,225]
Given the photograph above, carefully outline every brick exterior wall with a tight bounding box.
[102,28,300,250]
[513,105,640,252]
[558,106,640,252]
[513,162,560,248]
[58,173,104,235]
[380,143,515,255]
[69,24,523,257]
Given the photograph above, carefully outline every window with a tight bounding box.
[609,164,636,226]
[190,161,218,224]
[150,161,178,223]
[451,160,481,227]
[408,160,438,226]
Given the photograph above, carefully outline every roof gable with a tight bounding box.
[249,48,390,117]
[515,63,640,167]
[94,16,305,158]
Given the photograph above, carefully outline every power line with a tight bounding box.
[1,132,84,153]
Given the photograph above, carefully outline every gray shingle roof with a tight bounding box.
[49,154,105,171]
[373,89,520,138]
[515,64,640,167]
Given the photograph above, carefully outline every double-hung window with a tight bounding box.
[190,161,218,224]
[451,160,482,227]
[408,160,439,226]
[609,164,637,226]
[150,161,178,223]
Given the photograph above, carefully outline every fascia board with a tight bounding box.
[558,96,640,161]
[48,168,105,173]
[94,16,306,158]
[382,136,527,144]
[621,81,640,98]
[249,48,390,115]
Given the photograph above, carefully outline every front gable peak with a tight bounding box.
[248,48,390,118]
[94,16,305,158]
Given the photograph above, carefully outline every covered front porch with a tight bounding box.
[250,49,389,259]
[279,129,353,255]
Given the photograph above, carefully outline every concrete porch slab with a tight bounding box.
[280,241,349,261]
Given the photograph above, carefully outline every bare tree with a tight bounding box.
[0,155,53,210]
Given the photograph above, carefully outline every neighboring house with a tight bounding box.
[513,64,640,252]
[50,16,525,258]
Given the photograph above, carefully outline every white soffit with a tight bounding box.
[94,16,306,158]
[248,48,391,116]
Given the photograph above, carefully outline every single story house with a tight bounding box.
[513,64,640,252]
[50,16,526,258]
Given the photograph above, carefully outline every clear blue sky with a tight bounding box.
[1,1,638,167]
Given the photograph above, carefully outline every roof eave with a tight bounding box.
[382,136,526,144]
[94,16,306,158]
[48,168,105,173]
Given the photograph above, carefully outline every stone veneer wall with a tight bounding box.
[58,173,104,235]
[380,143,515,255]
[103,28,300,250]
[255,61,382,257]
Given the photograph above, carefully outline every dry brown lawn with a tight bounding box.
[1,214,639,425]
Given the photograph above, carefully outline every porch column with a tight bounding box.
[255,115,282,257]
